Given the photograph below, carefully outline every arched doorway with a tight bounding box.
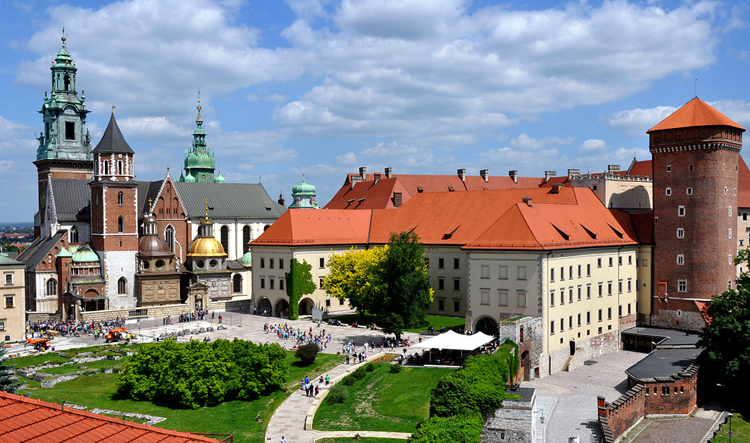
[474,316,499,335]
[299,298,315,315]
[257,298,272,316]
[521,350,530,381]
[275,299,289,317]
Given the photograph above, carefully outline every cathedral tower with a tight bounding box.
[649,97,744,330]
[178,98,217,183]
[89,112,138,308]
[34,35,93,235]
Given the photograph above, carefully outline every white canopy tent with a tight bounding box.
[413,330,495,351]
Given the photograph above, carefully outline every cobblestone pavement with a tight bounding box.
[523,351,647,443]
[621,404,724,443]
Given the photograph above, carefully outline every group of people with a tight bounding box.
[26,318,126,337]
[263,323,331,349]
[300,374,330,397]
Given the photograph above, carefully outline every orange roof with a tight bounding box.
[738,156,750,208]
[648,97,745,132]
[464,189,639,250]
[628,160,652,178]
[695,300,712,326]
[0,391,220,443]
[252,208,374,246]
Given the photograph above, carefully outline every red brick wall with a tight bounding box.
[152,179,190,262]
[91,185,138,251]
[651,125,741,329]
[598,386,646,441]
[643,371,698,415]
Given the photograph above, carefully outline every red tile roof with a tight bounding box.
[738,156,750,208]
[628,160,652,178]
[0,391,221,443]
[648,97,745,132]
[695,300,712,326]
[251,208,374,246]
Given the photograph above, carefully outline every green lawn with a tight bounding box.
[314,363,450,433]
[404,315,465,333]
[315,438,406,443]
[712,412,750,443]
[18,350,343,443]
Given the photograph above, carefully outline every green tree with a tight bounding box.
[322,246,387,319]
[372,231,434,338]
[285,258,316,320]
[0,344,21,393]
[408,413,483,443]
[698,249,750,400]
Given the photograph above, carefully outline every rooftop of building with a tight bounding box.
[625,347,702,382]
[648,97,745,133]
[621,327,701,347]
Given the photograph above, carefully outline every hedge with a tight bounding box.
[408,413,483,443]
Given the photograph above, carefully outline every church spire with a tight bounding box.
[182,91,216,182]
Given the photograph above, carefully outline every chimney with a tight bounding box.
[277,192,285,206]
[359,166,367,181]
[522,197,533,207]
[350,174,362,189]
[509,170,518,184]
[480,169,489,183]
[374,172,381,183]
[551,183,564,194]
[608,165,620,172]
[567,169,580,180]
[544,171,557,182]
[393,192,402,208]
[384,167,393,178]
[457,168,466,182]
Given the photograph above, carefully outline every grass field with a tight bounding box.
[315,438,406,443]
[712,412,749,443]
[314,363,450,433]
[17,348,343,443]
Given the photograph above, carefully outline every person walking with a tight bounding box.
[280,436,287,443]
[325,374,330,386]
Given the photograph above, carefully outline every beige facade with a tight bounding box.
[425,246,467,317]
[0,260,26,342]
[572,174,653,210]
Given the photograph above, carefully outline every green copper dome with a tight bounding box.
[181,98,218,182]
[215,171,226,183]
[184,172,196,183]
[289,174,320,209]
[240,251,252,266]
[292,178,316,196]
[57,246,72,258]
[71,245,100,263]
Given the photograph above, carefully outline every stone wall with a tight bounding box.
[597,385,645,443]
[543,328,621,375]
[618,313,637,331]
[27,311,60,323]
[649,303,705,332]
[482,391,535,443]
[498,316,543,380]
[80,303,191,322]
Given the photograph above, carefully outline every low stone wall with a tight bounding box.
[642,365,699,416]
[597,385,645,443]
[80,304,191,322]
[543,329,621,375]
[27,311,60,322]
[482,391,536,443]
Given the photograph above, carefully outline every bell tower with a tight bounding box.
[178,95,217,183]
[34,33,93,236]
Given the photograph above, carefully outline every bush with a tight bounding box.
[365,363,375,372]
[408,413,482,443]
[342,365,368,385]
[390,364,402,373]
[295,342,319,366]
[326,383,348,404]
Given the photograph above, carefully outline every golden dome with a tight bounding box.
[187,237,227,257]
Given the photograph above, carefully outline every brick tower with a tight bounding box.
[34,35,93,237]
[89,112,138,310]
[649,98,744,330]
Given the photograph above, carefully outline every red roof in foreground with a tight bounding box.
[0,391,220,443]
[648,97,745,132]
[695,300,712,326]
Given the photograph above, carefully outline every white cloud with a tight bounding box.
[336,152,358,165]
[510,133,575,151]
[608,106,677,137]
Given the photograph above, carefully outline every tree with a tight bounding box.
[0,344,21,393]
[285,258,316,320]
[322,246,387,319]
[371,231,434,338]
[295,342,319,366]
[698,249,750,400]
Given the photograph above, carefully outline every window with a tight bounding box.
[628,278,632,292]
[481,290,490,305]
[677,228,684,239]
[438,278,445,290]
[260,278,265,289]
[550,320,555,335]
[628,303,632,315]
[587,264,591,276]
[319,258,325,268]
[618,256,622,266]
[517,266,527,280]
[279,259,284,269]
[609,257,613,267]
[270,279,275,289]
[560,288,565,305]
[4,296,13,308]
[165,225,174,252]
[666,187,672,196]
[233,275,243,293]
[618,279,623,294]
[560,267,565,281]
[117,277,127,295]
[677,254,684,265]
[320,278,325,288]
[0,320,4,331]
[438,299,445,311]
[667,165,672,172]
[586,311,591,324]
[340,299,345,305]
[69,226,79,243]
[103,160,109,175]
[220,226,229,254]
[598,309,603,322]
[499,265,508,279]
[578,265,582,278]
[569,287,573,304]
[260,258,265,268]
[597,258,602,268]
[678,279,687,292]
[4,274,11,286]
[65,121,75,140]
[117,191,124,205]
[517,291,527,307]
[550,290,555,307]
[551,268,555,282]
[729,206,733,217]
[279,279,284,290]
[243,226,251,253]
[560,318,565,331]
[608,307,612,320]
[326,299,331,307]
[687,187,693,195]
[642,258,648,267]
[117,160,123,175]
[118,216,124,233]
[586,284,591,299]
[438,258,444,269]
[454,258,460,269]
[678,206,685,217]
[577,313,581,327]
[725,187,729,195]
[569,266,573,279]
[46,279,57,296]
[499,290,508,306]
[729,254,733,265]
[598,282,603,297]
[269,258,274,269]
[744,213,748,222]
[577,285,582,301]
[453,279,460,291]
[729,228,733,239]
[481,265,489,279]
[628,255,632,265]
[569,315,573,330]
[454,301,460,312]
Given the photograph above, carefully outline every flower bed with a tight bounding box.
[371,353,400,363]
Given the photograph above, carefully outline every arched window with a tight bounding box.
[117,160,123,175]
[118,216,124,233]
[117,277,127,295]
[46,279,57,296]
[117,191,123,205]
[103,160,109,175]
[165,225,175,252]
[243,226,251,253]
[233,274,243,293]
[220,226,229,253]
[69,226,78,243]
[63,75,70,91]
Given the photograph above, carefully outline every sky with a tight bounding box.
[1,0,750,222]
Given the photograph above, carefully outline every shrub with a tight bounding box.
[295,342,319,366]
[408,413,483,443]
[342,365,368,385]
[365,363,375,372]
[326,383,348,404]
[390,364,402,373]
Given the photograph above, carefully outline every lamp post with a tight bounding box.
[728,411,734,443]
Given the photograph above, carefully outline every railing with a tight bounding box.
[128,308,148,318]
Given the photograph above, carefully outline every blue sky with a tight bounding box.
[1,0,750,222]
